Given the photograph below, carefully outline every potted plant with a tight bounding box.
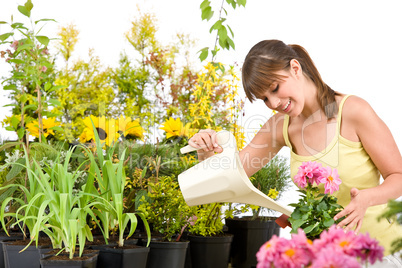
[186,202,234,268]
[80,124,152,268]
[137,173,196,268]
[224,155,291,268]
[0,144,99,268]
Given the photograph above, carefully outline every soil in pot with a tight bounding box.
[40,249,99,268]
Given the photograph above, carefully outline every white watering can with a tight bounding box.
[178,130,293,216]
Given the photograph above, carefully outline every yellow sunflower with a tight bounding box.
[79,115,118,147]
[160,117,197,139]
[117,115,144,140]
[26,117,60,138]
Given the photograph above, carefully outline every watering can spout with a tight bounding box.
[178,130,293,217]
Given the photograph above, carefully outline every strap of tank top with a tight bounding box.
[282,114,292,149]
[336,95,352,134]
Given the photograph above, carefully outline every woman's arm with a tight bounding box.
[334,96,402,232]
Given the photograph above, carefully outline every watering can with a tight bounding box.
[178,130,293,217]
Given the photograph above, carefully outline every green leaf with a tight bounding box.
[198,47,209,62]
[16,43,34,52]
[22,104,37,113]
[3,84,17,90]
[35,18,57,24]
[10,22,24,29]
[25,1,34,12]
[44,82,52,91]
[6,158,26,183]
[17,127,25,139]
[8,59,25,64]
[323,218,334,227]
[35,36,49,46]
[48,99,61,107]
[11,116,19,129]
[209,20,222,33]
[227,25,234,37]
[227,37,235,50]
[201,7,214,21]
[237,0,247,7]
[0,21,7,24]
[18,5,30,17]
[5,126,14,131]
[304,222,319,234]
[49,126,64,132]
[200,0,210,10]
[0,32,13,41]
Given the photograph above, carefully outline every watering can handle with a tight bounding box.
[180,145,198,154]
[180,130,233,154]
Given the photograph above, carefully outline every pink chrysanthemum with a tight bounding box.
[318,166,341,194]
[355,232,384,264]
[256,235,282,267]
[312,246,361,268]
[294,161,324,188]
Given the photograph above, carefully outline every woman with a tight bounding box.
[189,40,402,258]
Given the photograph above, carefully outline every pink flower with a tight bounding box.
[294,161,324,188]
[312,246,361,268]
[41,66,47,72]
[318,166,341,194]
[10,40,19,50]
[273,238,311,268]
[256,235,282,266]
[355,232,384,264]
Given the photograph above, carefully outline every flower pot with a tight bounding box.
[0,233,23,268]
[90,243,149,268]
[225,217,280,268]
[146,241,189,268]
[187,234,233,268]
[1,239,52,268]
[40,250,98,268]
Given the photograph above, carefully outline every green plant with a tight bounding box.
[188,203,225,237]
[137,176,197,241]
[0,0,62,144]
[82,121,151,248]
[225,155,291,220]
[378,199,402,256]
[0,145,98,259]
[287,161,345,239]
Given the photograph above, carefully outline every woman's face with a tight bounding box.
[258,69,305,117]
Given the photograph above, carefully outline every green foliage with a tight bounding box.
[188,203,225,237]
[378,199,402,255]
[0,0,60,143]
[137,176,196,241]
[288,187,344,239]
[198,0,247,61]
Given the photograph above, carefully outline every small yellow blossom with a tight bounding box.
[26,117,60,138]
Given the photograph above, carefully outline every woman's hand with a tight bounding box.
[333,188,369,234]
[188,129,223,161]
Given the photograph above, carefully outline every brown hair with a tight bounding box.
[242,40,338,118]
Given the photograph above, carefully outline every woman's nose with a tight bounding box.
[268,97,281,110]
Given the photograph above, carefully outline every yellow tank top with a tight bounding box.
[282,95,401,255]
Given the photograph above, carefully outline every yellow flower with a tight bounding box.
[267,188,279,200]
[160,118,197,139]
[26,117,60,138]
[79,115,118,147]
[160,117,182,139]
[117,115,144,140]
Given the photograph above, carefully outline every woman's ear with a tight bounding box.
[290,59,302,78]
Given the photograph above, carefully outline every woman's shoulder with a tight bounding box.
[340,94,377,121]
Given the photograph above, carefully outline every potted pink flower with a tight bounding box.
[287,161,345,239]
[256,225,384,268]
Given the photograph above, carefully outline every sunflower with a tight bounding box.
[26,117,60,138]
[79,115,118,147]
[117,115,144,140]
[160,117,197,139]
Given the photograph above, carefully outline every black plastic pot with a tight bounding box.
[90,243,149,268]
[146,241,189,268]
[0,233,23,268]
[225,217,280,268]
[40,252,98,268]
[1,239,51,268]
[187,234,233,268]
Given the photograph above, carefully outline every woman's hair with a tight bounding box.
[242,39,338,118]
